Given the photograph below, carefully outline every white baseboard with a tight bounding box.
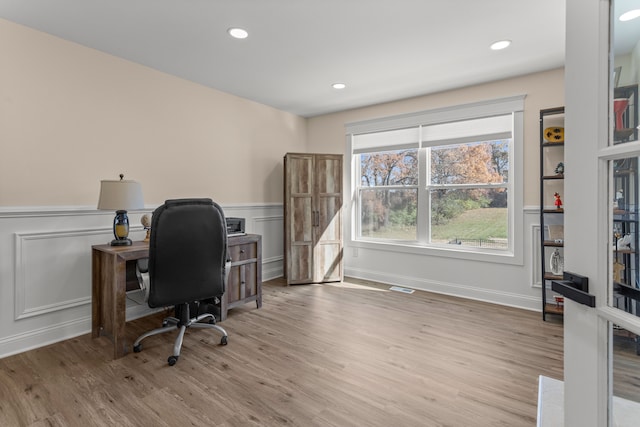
[0,317,91,359]
[262,256,284,281]
[345,266,540,311]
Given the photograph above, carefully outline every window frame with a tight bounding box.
[345,95,525,265]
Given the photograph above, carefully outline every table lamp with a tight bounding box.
[97,174,144,246]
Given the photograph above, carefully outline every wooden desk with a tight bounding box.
[92,235,262,359]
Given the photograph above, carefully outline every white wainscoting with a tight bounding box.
[0,203,283,358]
[14,228,110,320]
[1,204,540,358]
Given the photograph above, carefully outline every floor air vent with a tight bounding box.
[389,286,415,294]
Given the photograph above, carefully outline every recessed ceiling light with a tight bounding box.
[228,28,248,39]
[490,40,511,50]
[620,9,640,21]
[332,83,346,90]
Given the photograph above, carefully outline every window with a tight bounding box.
[359,148,418,240]
[429,139,509,249]
[347,96,524,258]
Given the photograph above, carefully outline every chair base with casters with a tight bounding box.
[133,301,228,366]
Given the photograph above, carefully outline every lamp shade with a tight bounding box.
[97,179,144,211]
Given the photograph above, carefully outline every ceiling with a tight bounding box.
[0,0,567,117]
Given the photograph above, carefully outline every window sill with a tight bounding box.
[350,238,522,266]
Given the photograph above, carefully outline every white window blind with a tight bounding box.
[347,95,524,136]
[421,114,512,147]
[352,127,419,154]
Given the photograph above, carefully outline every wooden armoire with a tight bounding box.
[284,153,343,285]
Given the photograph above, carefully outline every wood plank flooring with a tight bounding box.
[0,278,564,426]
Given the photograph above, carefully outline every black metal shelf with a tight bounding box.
[542,174,564,180]
[613,151,639,295]
[540,106,565,321]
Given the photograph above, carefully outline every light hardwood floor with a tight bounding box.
[0,278,564,426]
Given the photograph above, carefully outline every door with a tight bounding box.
[564,0,640,425]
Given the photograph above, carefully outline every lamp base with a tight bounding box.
[110,238,133,246]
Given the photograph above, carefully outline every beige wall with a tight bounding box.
[1,17,564,209]
[0,19,307,207]
[306,68,565,206]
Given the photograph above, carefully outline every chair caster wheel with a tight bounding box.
[133,344,142,353]
[162,320,169,327]
[220,336,228,346]
[168,355,178,366]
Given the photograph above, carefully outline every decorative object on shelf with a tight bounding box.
[550,248,564,276]
[141,213,152,242]
[613,225,622,250]
[548,224,564,243]
[554,192,563,210]
[613,97,630,130]
[613,85,638,142]
[97,174,144,246]
[544,126,565,143]
[614,189,624,209]
[613,261,625,284]
[555,162,564,175]
[615,233,632,250]
[554,295,564,308]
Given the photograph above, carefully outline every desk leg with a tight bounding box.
[256,259,262,310]
[112,256,128,359]
[219,292,228,322]
[92,250,128,359]
[91,249,102,339]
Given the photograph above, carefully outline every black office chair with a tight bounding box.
[133,198,229,366]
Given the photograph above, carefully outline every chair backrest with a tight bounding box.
[147,198,228,308]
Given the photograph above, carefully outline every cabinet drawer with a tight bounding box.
[227,263,258,305]
[229,242,257,263]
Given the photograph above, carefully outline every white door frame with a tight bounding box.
[564,1,609,425]
[565,0,640,425]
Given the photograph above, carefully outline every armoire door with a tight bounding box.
[313,154,343,282]
[284,153,314,284]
